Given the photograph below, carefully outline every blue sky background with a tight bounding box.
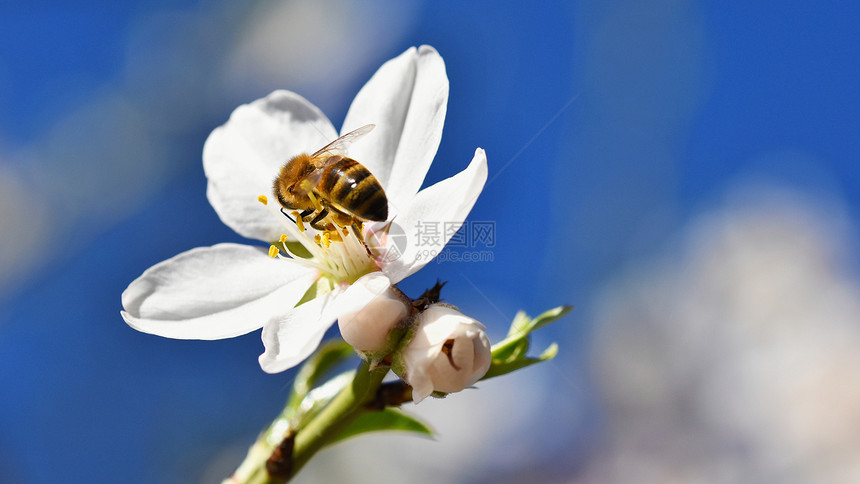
[1,1,859,483]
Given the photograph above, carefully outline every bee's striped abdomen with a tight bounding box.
[319,157,388,222]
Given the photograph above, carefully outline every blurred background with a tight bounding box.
[1,1,859,483]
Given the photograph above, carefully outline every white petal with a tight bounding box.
[336,273,408,352]
[412,305,486,348]
[427,349,472,393]
[343,45,449,213]
[410,371,435,404]
[121,243,319,340]
[467,331,493,386]
[203,90,338,242]
[258,289,341,373]
[334,272,393,316]
[404,352,435,404]
[383,148,488,283]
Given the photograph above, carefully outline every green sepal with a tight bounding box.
[285,240,312,259]
[267,239,312,259]
[294,276,336,308]
[353,320,411,370]
[287,339,356,415]
[390,312,422,382]
[330,408,434,445]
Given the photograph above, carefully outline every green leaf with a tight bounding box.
[330,408,434,445]
[529,306,573,332]
[508,338,530,360]
[490,306,571,362]
[483,343,559,380]
[537,342,559,363]
[490,336,526,361]
[288,340,356,413]
[507,310,531,338]
[491,327,532,361]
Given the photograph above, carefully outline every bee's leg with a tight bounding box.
[327,209,353,229]
[280,207,296,223]
[296,208,318,230]
[353,222,371,255]
[309,209,329,231]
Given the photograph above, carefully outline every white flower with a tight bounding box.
[395,304,492,403]
[121,45,487,373]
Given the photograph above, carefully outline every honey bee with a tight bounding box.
[273,124,388,231]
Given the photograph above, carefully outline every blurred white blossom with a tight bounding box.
[585,185,860,483]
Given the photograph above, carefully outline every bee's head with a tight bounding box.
[274,153,315,209]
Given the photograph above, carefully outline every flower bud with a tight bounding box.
[394,304,492,403]
[337,273,410,356]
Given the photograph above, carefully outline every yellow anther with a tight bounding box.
[342,227,349,236]
[257,195,268,205]
[279,234,288,243]
[321,232,331,248]
[292,211,305,232]
[268,245,279,258]
[326,229,342,242]
[314,234,321,244]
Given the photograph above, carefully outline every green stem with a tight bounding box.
[225,361,388,484]
[290,361,387,476]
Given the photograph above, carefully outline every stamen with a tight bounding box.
[258,189,379,283]
[292,211,306,232]
[277,241,332,273]
[309,193,324,213]
[338,225,365,275]
[343,224,366,256]
[258,195,327,260]
[300,180,324,212]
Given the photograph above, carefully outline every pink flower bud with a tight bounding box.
[337,273,410,353]
[396,304,492,403]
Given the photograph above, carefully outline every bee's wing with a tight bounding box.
[310,124,375,159]
[303,166,325,189]
[303,153,344,192]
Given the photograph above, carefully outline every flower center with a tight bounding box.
[258,195,380,286]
